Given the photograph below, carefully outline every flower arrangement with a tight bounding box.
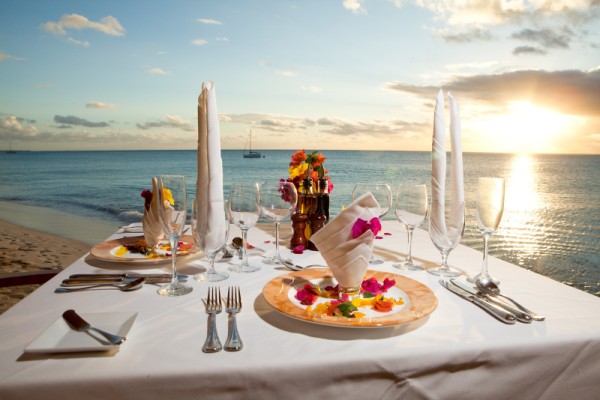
[287,149,333,193]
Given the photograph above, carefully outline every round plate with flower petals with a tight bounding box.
[90,235,197,264]
[262,269,437,328]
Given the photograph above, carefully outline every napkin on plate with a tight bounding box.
[143,176,165,247]
[309,192,380,289]
[430,89,465,244]
[196,81,226,249]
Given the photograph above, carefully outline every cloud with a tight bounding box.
[197,18,222,25]
[343,0,366,14]
[301,85,323,93]
[0,116,39,139]
[146,67,168,75]
[384,68,600,116]
[86,102,117,109]
[512,45,546,56]
[54,115,110,128]
[192,38,208,46]
[41,14,125,46]
[511,27,573,49]
[223,113,315,132]
[0,51,24,62]
[136,115,194,131]
[260,60,297,77]
[435,27,493,43]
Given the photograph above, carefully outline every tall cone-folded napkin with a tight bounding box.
[143,176,166,248]
[430,89,465,247]
[309,192,380,294]
[196,81,226,249]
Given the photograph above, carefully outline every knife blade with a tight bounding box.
[62,309,126,345]
[69,273,171,279]
[440,280,517,324]
[450,279,532,323]
[62,276,171,286]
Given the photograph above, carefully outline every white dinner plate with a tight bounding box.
[90,235,197,264]
[24,311,138,354]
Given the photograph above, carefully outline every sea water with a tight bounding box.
[1,150,598,296]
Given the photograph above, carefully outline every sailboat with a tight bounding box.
[243,131,262,158]
[6,142,16,154]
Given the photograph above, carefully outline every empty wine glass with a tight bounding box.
[427,194,464,277]
[392,184,428,270]
[156,175,193,296]
[469,177,505,286]
[228,183,261,273]
[259,180,297,265]
[191,198,230,282]
[351,182,392,265]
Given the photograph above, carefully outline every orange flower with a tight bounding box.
[312,153,326,167]
[290,149,307,166]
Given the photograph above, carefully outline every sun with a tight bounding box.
[478,101,577,154]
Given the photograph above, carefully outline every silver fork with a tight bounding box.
[202,287,223,353]
[224,286,243,352]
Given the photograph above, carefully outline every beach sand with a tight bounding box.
[0,202,118,314]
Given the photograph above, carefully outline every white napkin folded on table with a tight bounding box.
[309,192,379,288]
[196,81,226,250]
[430,89,465,245]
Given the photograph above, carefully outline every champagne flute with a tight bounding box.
[392,184,428,270]
[351,182,392,265]
[427,194,464,278]
[469,177,505,286]
[228,183,261,273]
[156,175,193,296]
[259,180,298,265]
[191,198,230,282]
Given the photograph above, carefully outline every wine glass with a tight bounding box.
[156,175,193,296]
[392,184,428,270]
[469,177,505,286]
[191,198,230,282]
[351,182,392,265]
[228,183,261,273]
[259,180,298,265]
[427,194,465,277]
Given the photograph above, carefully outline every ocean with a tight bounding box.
[1,150,598,296]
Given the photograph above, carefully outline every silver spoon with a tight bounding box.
[475,279,545,321]
[278,259,328,271]
[55,278,145,293]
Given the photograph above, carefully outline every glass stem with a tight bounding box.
[169,235,179,284]
[241,229,249,266]
[207,256,216,275]
[406,227,414,262]
[481,233,491,277]
[440,250,449,271]
[274,221,281,258]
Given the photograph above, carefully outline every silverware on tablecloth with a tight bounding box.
[202,286,223,353]
[278,259,328,271]
[62,309,126,345]
[475,280,546,321]
[450,279,532,323]
[224,286,243,352]
[68,273,188,282]
[55,278,145,293]
[440,280,517,324]
[62,276,171,286]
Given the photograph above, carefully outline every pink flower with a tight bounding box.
[292,245,305,254]
[361,277,396,295]
[351,217,382,239]
[141,190,152,211]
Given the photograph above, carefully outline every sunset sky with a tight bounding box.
[1,1,599,154]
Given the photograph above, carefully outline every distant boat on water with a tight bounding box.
[243,131,263,158]
[6,142,16,154]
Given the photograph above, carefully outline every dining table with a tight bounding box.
[0,220,599,400]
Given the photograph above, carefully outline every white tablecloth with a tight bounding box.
[1,221,599,399]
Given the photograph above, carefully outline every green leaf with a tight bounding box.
[336,302,358,318]
[363,291,375,298]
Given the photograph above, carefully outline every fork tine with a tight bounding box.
[236,286,242,310]
[217,287,222,311]
[226,286,232,309]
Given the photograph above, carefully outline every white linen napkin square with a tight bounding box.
[430,89,465,242]
[309,192,380,287]
[196,81,226,249]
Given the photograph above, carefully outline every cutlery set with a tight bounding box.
[54,274,188,293]
[440,279,544,324]
[203,286,243,353]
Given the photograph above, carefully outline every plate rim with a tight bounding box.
[262,269,438,328]
[90,234,197,264]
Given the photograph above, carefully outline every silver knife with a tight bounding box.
[62,309,126,345]
[450,279,532,323]
[69,273,171,279]
[439,280,517,324]
[62,276,171,286]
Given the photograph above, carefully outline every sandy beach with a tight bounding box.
[0,202,118,314]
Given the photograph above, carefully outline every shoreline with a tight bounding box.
[0,201,118,314]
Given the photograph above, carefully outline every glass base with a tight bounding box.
[427,267,461,278]
[369,258,385,265]
[262,255,290,265]
[194,271,229,282]
[228,263,261,273]
[467,273,500,286]
[157,282,193,297]
[392,260,424,271]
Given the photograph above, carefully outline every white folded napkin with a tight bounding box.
[430,89,465,244]
[143,176,165,247]
[196,81,226,249]
[309,192,379,289]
